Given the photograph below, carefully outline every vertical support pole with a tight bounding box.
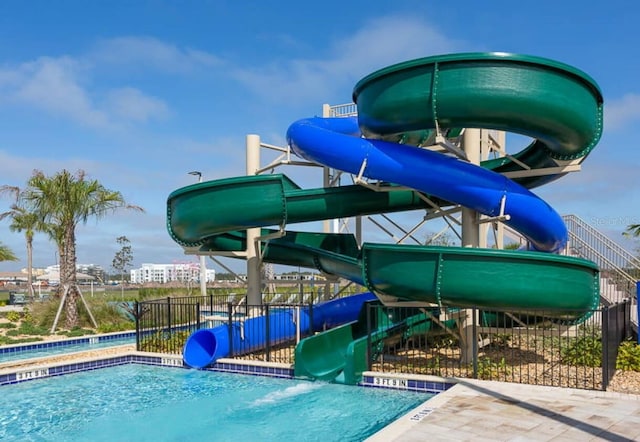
[199,255,207,297]
[322,104,332,236]
[246,134,262,307]
[461,128,481,248]
[636,281,640,344]
[460,128,481,364]
[478,130,490,248]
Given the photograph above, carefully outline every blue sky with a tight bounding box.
[0,0,639,275]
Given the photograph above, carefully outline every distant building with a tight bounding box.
[77,264,105,283]
[274,273,322,281]
[41,264,105,284]
[130,263,216,284]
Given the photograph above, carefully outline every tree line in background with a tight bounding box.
[0,169,143,329]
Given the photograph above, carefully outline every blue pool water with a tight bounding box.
[0,335,135,363]
[0,364,431,441]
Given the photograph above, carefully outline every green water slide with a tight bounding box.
[167,52,603,323]
[168,53,604,383]
[294,301,445,384]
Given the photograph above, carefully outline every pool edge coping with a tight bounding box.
[0,350,456,394]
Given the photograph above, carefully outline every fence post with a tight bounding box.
[135,301,140,351]
[472,307,478,379]
[637,282,640,344]
[625,298,631,339]
[366,303,372,371]
[602,305,610,391]
[265,304,271,362]
[227,301,233,357]
[167,297,172,331]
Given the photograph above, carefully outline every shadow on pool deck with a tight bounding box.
[367,378,640,441]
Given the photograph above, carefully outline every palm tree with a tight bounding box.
[24,169,144,328]
[625,224,640,238]
[0,184,43,298]
[0,242,17,262]
[0,203,39,298]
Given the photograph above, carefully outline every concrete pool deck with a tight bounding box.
[367,378,640,441]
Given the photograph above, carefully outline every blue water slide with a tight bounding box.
[286,117,567,253]
[183,292,376,369]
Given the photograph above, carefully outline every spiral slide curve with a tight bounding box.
[285,53,603,314]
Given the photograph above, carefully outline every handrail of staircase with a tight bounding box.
[567,232,637,286]
[563,214,640,270]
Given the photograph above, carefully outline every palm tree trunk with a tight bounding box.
[26,236,34,298]
[63,226,79,329]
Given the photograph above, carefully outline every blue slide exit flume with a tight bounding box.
[183,292,376,368]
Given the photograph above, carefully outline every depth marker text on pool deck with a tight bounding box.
[16,368,50,381]
[410,407,435,422]
[373,376,408,389]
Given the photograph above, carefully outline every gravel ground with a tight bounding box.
[608,370,640,395]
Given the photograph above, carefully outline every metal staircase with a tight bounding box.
[563,214,639,329]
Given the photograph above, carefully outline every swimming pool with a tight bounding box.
[0,332,136,364]
[0,364,431,441]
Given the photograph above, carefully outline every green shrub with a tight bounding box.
[16,321,49,336]
[561,335,602,367]
[0,322,17,329]
[0,335,43,345]
[476,357,510,380]
[616,340,640,371]
[140,330,190,353]
[6,311,21,322]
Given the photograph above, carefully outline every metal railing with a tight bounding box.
[135,295,314,363]
[329,102,357,117]
[564,214,640,275]
[136,296,631,391]
[563,214,639,331]
[365,301,631,391]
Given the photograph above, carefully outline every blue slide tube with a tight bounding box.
[286,117,567,253]
[183,292,376,369]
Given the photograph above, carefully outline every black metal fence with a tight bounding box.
[135,295,313,363]
[365,300,631,391]
[135,296,632,391]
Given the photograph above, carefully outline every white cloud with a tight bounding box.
[230,16,461,105]
[604,93,640,131]
[105,87,170,123]
[13,56,110,128]
[90,36,224,73]
[0,55,173,128]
